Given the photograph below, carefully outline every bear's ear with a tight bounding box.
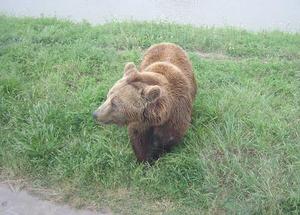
[124,62,136,72]
[145,85,161,103]
[123,62,137,77]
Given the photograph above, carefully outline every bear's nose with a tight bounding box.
[92,112,97,120]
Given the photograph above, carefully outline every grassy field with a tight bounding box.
[0,16,300,214]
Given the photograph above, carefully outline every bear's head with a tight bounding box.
[93,63,170,126]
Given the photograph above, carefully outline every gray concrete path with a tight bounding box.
[0,184,110,215]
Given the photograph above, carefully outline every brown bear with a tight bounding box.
[93,43,197,162]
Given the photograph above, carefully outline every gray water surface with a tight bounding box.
[1,0,300,32]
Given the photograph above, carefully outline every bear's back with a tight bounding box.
[140,43,197,100]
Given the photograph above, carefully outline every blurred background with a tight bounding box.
[1,0,300,32]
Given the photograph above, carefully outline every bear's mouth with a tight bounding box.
[97,119,113,125]
[102,120,113,124]
[94,118,126,127]
[93,118,113,125]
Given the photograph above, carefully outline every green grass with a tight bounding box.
[0,15,300,214]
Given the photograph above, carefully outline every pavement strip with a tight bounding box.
[0,183,111,215]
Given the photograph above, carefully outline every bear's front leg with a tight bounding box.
[128,126,155,163]
[152,124,181,160]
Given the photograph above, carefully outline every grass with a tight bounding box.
[0,15,300,214]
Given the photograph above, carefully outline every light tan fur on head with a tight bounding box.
[93,62,171,126]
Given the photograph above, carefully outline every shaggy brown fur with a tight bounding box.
[93,43,197,162]
[140,43,197,100]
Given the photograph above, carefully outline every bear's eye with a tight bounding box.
[111,98,117,109]
[139,89,145,97]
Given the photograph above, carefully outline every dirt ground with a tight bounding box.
[0,184,110,215]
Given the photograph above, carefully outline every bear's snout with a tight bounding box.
[93,100,114,125]
[93,110,110,124]
[93,108,106,123]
